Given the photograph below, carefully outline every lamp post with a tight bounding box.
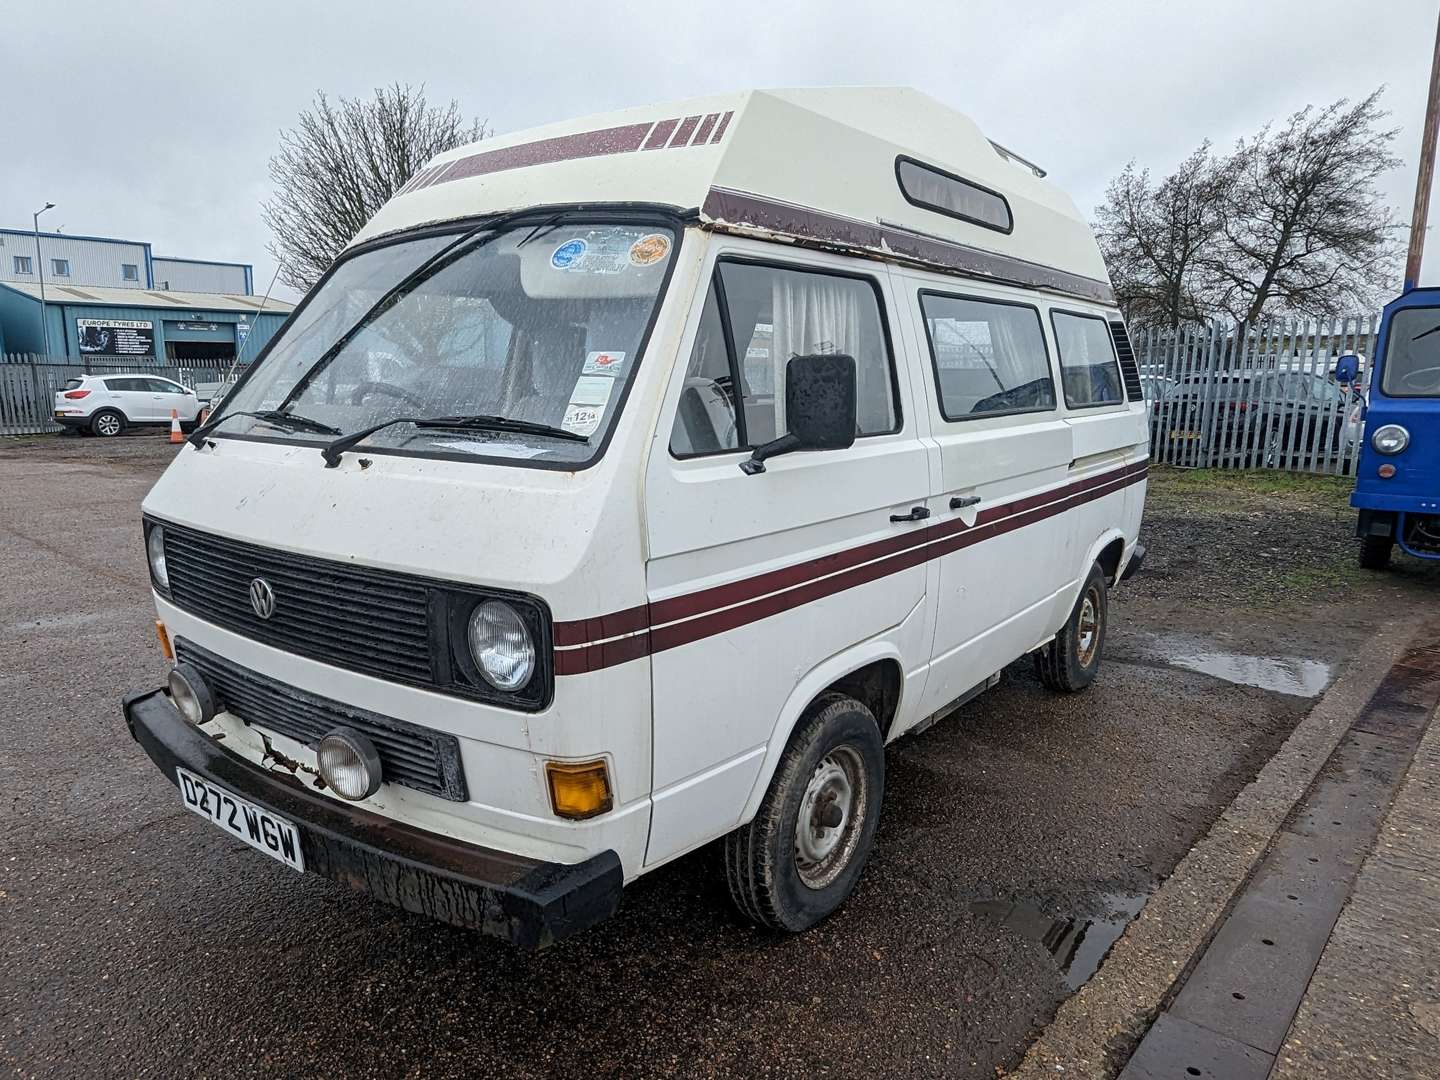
[32,202,54,357]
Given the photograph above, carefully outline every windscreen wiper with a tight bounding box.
[187,408,341,446]
[320,413,587,468]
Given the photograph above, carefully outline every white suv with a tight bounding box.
[54,374,205,437]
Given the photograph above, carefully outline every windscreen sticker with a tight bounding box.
[628,233,671,266]
[582,350,627,376]
[561,404,604,437]
[550,238,587,270]
[550,230,632,274]
[561,375,616,437]
[570,375,616,407]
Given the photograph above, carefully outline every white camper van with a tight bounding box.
[124,89,1148,949]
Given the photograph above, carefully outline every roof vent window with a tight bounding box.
[896,156,1013,234]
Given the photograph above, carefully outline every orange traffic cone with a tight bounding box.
[169,409,183,444]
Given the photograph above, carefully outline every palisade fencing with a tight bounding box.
[0,354,242,436]
[1134,315,1379,476]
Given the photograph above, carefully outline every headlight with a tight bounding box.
[317,728,383,800]
[1371,424,1410,455]
[467,600,535,691]
[146,525,169,589]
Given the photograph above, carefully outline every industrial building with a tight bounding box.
[0,227,292,361]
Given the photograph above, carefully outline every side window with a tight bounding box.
[919,292,1055,419]
[669,261,900,456]
[1051,311,1124,408]
[669,284,740,456]
[147,379,183,394]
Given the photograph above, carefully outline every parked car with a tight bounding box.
[122,88,1149,949]
[53,374,205,437]
[1152,370,1361,466]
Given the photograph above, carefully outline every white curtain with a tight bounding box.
[770,274,865,433]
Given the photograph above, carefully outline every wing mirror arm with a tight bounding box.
[736,354,857,477]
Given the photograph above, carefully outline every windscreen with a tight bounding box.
[213,220,677,464]
[1381,307,1440,397]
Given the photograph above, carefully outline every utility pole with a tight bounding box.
[1405,11,1440,290]
[32,203,55,357]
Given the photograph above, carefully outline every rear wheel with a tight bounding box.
[723,693,884,932]
[90,410,125,437]
[1035,562,1108,692]
[1359,534,1393,571]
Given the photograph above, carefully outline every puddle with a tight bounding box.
[1128,634,1334,697]
[1166,648,1332,697]
[971,891,1148,989]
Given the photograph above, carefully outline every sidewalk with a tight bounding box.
[1269,691,1440,1078]
[1119,633,1440,1079]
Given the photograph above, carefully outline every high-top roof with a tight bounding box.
[353,88,1113,304]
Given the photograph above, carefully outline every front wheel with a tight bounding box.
[1359,534,1393,571]
[1034,562,1108,692]
[723,693,884,932]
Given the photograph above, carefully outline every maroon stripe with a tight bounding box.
[554,631,651,676]
[554,464,1147,674]
[670,115,702,147]
[413,122,655,188]
[702,187,1115,306]
[643,118,679,150]
[693,112,720,144]
[647,460,1146,626]
[553,603,650,647]
[710,111,734,143]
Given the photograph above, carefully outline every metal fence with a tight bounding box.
[1135,314,1379,476]
[0,354,242,436]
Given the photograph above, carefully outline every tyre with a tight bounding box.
[1359,534,1393,571]
[90,410,125,437]
[723,693,884,932]
[1034,562,1108,692]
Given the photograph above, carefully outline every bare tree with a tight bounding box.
[262,84,487,291]
[1095,145,1229,330]
[1204,89,1403,324]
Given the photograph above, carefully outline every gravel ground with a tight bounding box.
[0,436,1430,1079]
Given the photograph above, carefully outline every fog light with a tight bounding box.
[545,759,613,820]
[317,728,382,801]
[167,662,215,725]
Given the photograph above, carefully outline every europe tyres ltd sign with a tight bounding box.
[77,318,155,357]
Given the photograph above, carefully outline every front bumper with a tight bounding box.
[122,687,623,950]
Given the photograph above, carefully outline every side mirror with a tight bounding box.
[1334,354,1360,384]
[740,354,857,475]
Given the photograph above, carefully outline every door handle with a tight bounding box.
[949,495,981,510]
[890,506,931,523]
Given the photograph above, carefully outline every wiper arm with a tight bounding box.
[187,408,340,446]
[319,413,586,468]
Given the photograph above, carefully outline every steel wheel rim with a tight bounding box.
[1076,587,1102,666]
[794,744,867,890]
[97,414,120,435]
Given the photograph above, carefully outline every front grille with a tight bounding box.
[160,522,435,686]
[176,638,467,801]
[1108,320,1144,402]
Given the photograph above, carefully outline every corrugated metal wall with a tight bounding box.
[0,231,149,289]
[152,258,250,295]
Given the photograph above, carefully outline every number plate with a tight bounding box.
[177,767,305,872]
[1170,430,1201,441]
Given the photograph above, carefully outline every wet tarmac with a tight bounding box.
[0,439,1415,1079]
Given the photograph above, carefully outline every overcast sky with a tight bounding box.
[5,0,1436,302]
